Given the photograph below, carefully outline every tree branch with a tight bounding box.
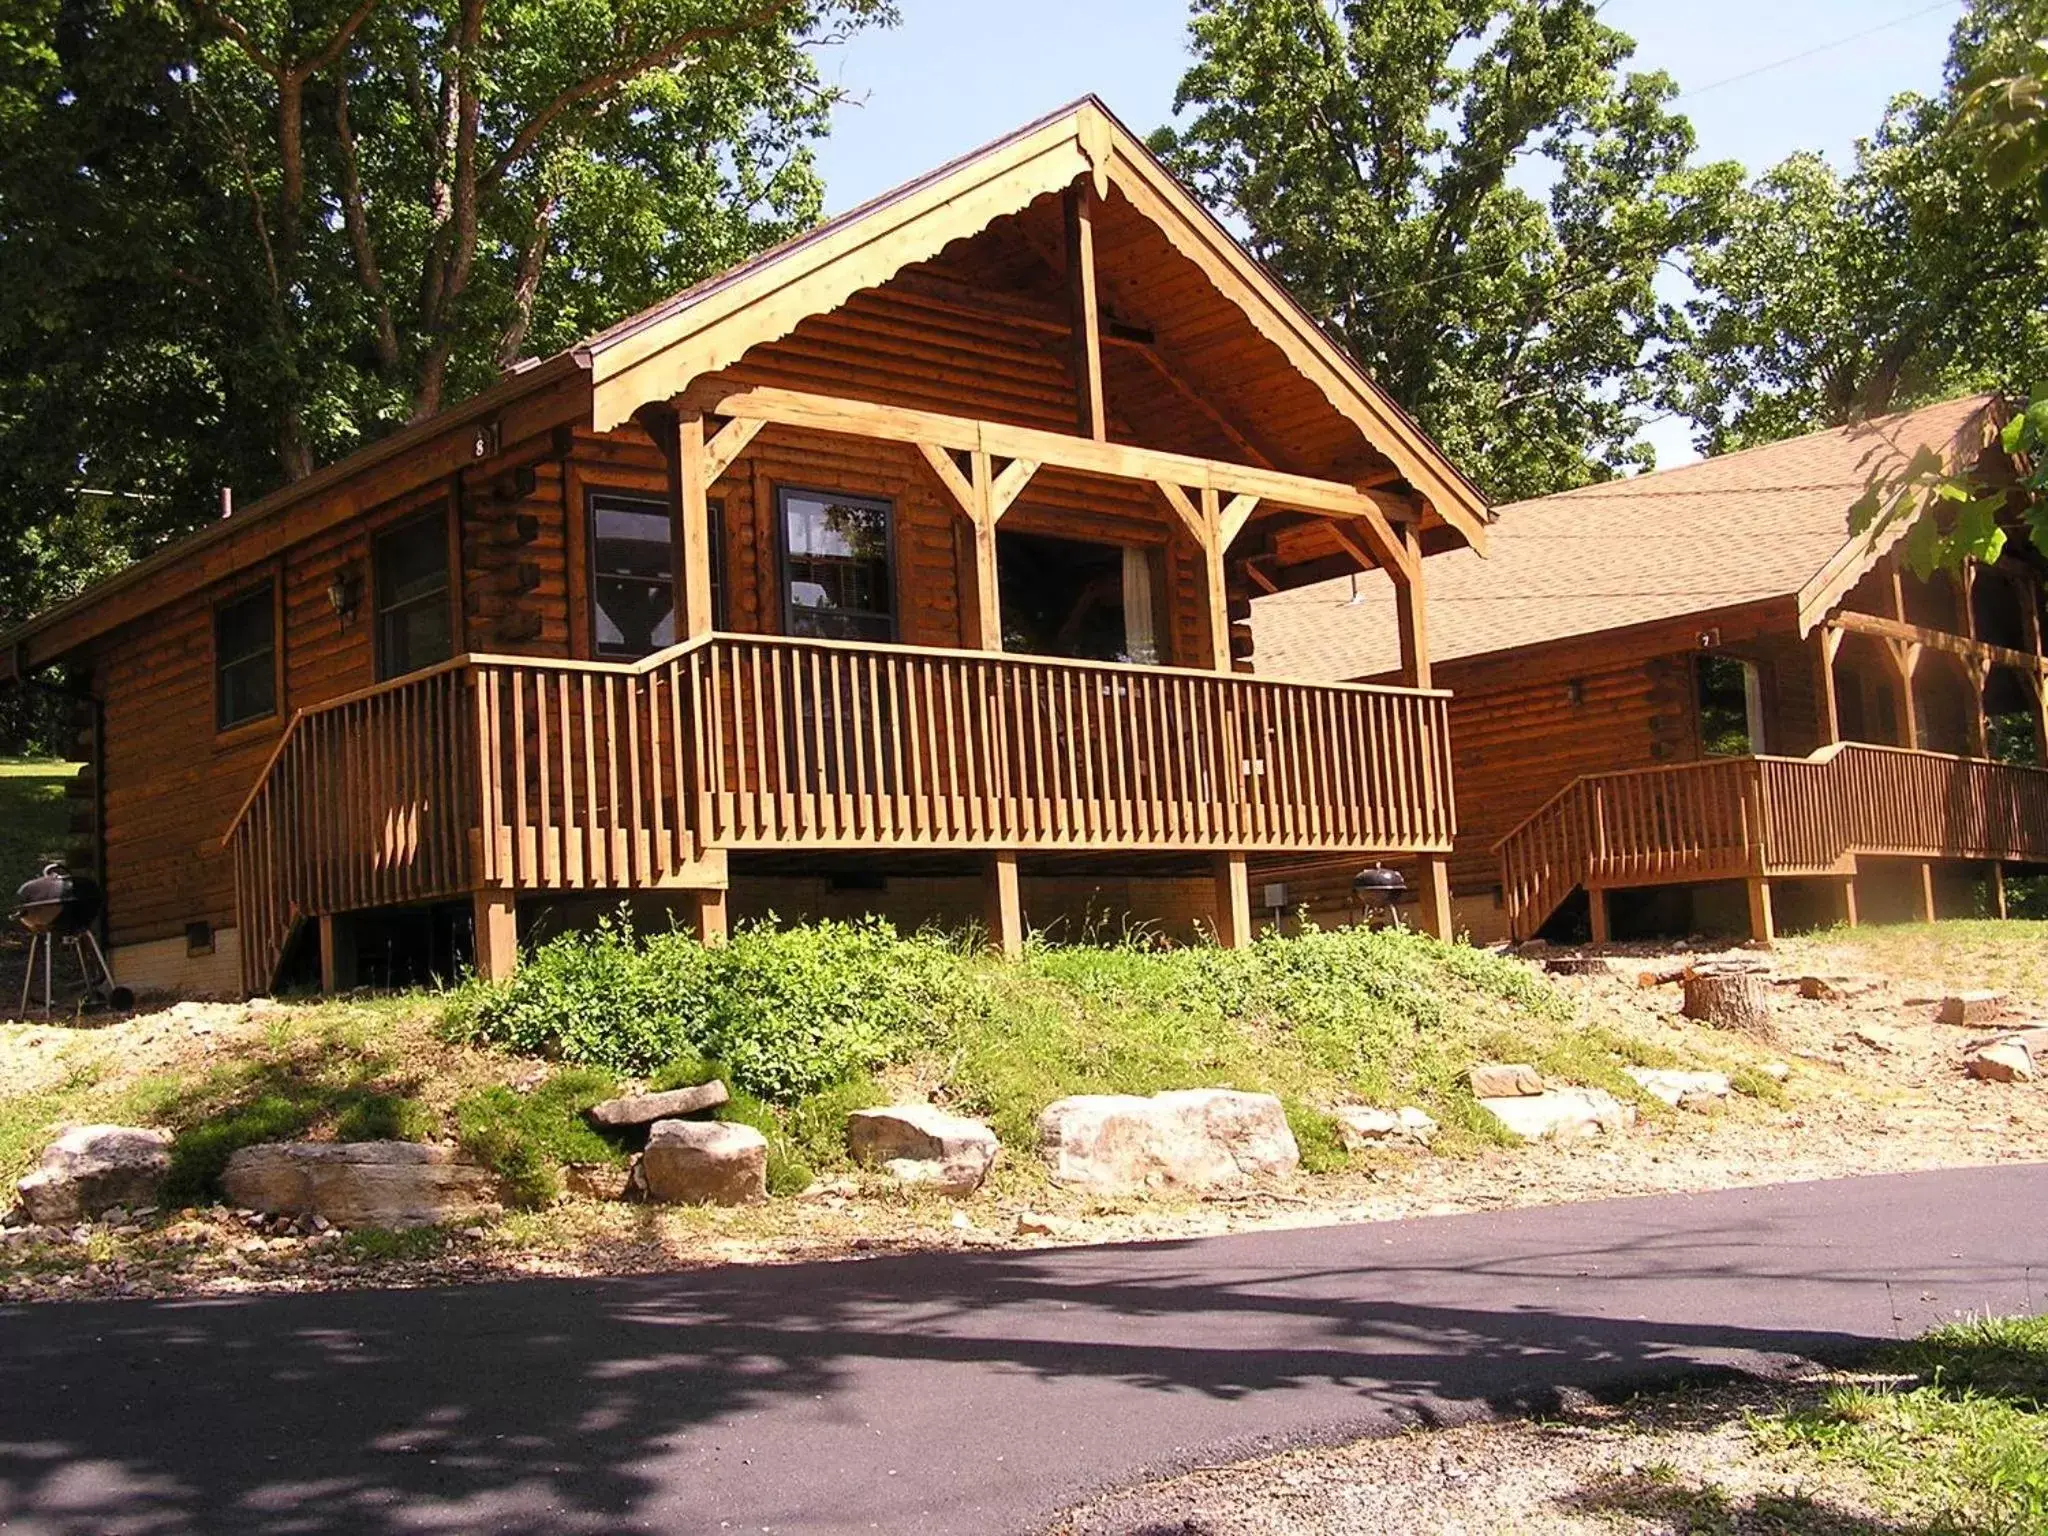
[335,74,401,378]
[480,0,799,189]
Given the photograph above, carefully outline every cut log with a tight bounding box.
[1637,962,1690,989]
[1682,971,1776,1039]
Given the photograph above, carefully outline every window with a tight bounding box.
[588,491,726,657]
[1695,653,1763,756]
[779,488,894,641]
[375,508,453,680]
[213,582,277,731]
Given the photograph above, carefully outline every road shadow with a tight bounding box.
[0,1208,1979,1536]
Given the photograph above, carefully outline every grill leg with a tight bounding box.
[42,932,54,1015]
[17,934,37,1018]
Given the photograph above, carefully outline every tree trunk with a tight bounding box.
[1682,971,1775,1039]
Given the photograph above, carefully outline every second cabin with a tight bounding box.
[0,99,1491,1000]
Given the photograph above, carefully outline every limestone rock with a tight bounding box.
[1938,991,2005,1027]
[585,1081,728,1129]
[1759,1061,1792,1082]
[16,1125,171,1224]
[1468,1063,1544,1099]
[847,1105,1000,1196]
[1967,1041,2036,1083]
[1333,1105,1438,1151]
[562,1162,632,1202]
[1625,1068,1733,1109]
[221,1141,499,1229]
[1037,1089,1300,1194]
[639,1119,767,1205]
[1479,1088,1636,1142]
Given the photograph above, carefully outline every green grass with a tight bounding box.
[450,919,1662,1168]
[454,1068,626,1208]
[1755,1314,2048,1533]
[1785,919,2048,999]
[0,759,79,880]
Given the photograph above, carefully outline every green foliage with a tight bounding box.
[454,1067,623,1209]
[1156,0,1738,501]
[0,0,895,627]
[151,1045,430,1204]
[449,917,966,1101]
[0,759,78,885]
[1760,1314,2048,1532]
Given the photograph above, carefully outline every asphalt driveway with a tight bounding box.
[2,1164,2044,1534]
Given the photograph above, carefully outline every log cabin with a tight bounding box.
[0,99,1491,1000]
[1255,394,2048,944]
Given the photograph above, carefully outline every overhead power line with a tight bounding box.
[1672,0,1961,102]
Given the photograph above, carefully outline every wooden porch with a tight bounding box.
[1496,743,2048,941]
[226,633,1454,993]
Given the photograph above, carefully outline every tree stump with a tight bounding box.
[1682,970,1776,1039]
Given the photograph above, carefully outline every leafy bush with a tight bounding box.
[714,1089,816,1196]
[448,916,963,1102]
[454,1068,624,1209]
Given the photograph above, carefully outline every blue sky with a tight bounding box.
[808,0,1965,469]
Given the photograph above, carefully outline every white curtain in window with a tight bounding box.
[1122,546,1159,665]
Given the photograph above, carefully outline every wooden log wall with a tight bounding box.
[85,254,1270,957]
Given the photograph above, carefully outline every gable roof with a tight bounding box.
[2,96,1487,678]
[1251,393,2003,681]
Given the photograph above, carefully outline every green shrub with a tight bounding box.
[454,1068,624,1209]
[786,1075,889,1173]
[1284,1099,1349,1174]
[447,916,962,1102]
[159,1068,431,1205]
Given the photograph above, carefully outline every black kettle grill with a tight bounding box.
[1351,864,1414,929]
[11,863,132,1014]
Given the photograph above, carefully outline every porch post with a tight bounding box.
[1200,486,1254,947]
[1816,626,1843,746]
[1588,887,1611,945]
[1888,640,1922,749]
[1394,520,1454,940]
[675,411,716,640]
[1840,874,1860,928]
[472,890,517,981]
[970,448,1024,958]
[1991,861,2009,921]
[317,915,355,995]
[1745,878,1775,944]
[690,889,729,947]
[1917,861,1938,923]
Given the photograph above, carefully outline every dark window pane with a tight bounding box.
[214,586,276,730]
[781,490,894,641]
[375,509,452,680]
[592,493,675,657]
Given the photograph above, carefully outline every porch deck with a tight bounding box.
[1496,742,2048,940]
[227,633,1455,992]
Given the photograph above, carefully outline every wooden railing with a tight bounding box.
[678,634,1454,853]
[227,634,1454,990]
[225,661,482,994]
[1497,743,2048,939]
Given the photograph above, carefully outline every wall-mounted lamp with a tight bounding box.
[327,567,362,627]
[1566,678,1585,707]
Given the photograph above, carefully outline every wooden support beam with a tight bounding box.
[1887,638,1923,750]
[1588,887,1610,945]
[1212,852,1252,949]
[1242,557,1279,595]
[1916,860,1938,923]
[1829,609,2048,678]
[1153,480,1207,546]
[693,384,1423,547]
[970,450,1002,651]
[1840,875,1860,928]
[1415,857,1453,940]
[472,890,518,981]
[916,441,975,518]
[990,457,1040,522]
[986,851,1023,960]
[1991,861,2009,921]
[1201,487,1230,671]
[675,412,716,641]
[1394,522,1431,691]
[1064,182,1107,442]
[1746,878,1775,944]
[317,914,354,995]
[702,416,765,484]
[1219,493,1260,549]
[1969,657,1992,759]
[691,888,729,948]
[1817,626,1844,746]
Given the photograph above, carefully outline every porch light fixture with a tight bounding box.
[327,566,361,627]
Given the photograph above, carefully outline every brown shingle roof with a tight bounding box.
[1252,393,2002,680]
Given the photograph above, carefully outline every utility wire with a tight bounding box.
[1672,0,1961,101]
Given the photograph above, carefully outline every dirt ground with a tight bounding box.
[4,925,2047,1304]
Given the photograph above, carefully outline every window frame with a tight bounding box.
[211,575,283,737]
[372,503,456,682]
[774,484,899,643]
[584,486,725,659]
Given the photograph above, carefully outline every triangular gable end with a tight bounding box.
[579,97,1489,552]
